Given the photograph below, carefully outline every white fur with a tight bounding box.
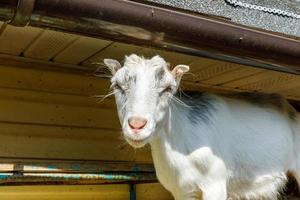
[104,54,300,200]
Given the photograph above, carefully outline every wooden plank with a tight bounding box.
[54,37,111,64]
[138,48,197,66]
[222,70,278,88]
[0,65,110,96]
[82,42,141,67]
[24,30,78,60]
[238,73,298,91]
[0,53,97,72]
[283,87,300,97]
[0,26,42,55]
[202,66,262,85]
[181,80,245,94]
[188,57,220,73]
[0,185,129,200]
[0,122,151,162]
[0,98,119,129]
[191,62,240,82]
[262,75,300,93]
[0,184,173,200]
[0,87,115,109]
[0,159,155,173]
[136,183,173,200]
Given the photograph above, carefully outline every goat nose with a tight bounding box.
[128,117,147,132]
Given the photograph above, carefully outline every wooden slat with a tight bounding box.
[54,37,111,64]
[137,48,197,66]
[0,122,151,162]
[191,62,240,82]
[0,98,119,129]
[202,66,263,85]
[0,159,154,173]
[188,57,220,73]
[181,80,245,94]
[0,26,42,55]
[82,42,141,67]
[260,74,300,93]
[0,185,129,200]
[136,183,173,200]
[222,71,279,88]
[0,87,115,109]
[284,87,300,97]
[275,82,300,94]
[24,30,77,60]
[0,65,110,96]
[0,53,97,72]
[238,73,298,91]
[0,184,173,200]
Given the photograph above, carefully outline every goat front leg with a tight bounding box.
[177,181,226,200]
[175,190,203,200]
[202,180,227,200]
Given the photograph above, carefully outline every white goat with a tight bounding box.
[104,54,300,200]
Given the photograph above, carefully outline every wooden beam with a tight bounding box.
[0,158,155,173]
[23,30,78,60]
[136,183,173,200]
[0,122,152,162]
[0,87,115,109]
[0,64,110,96]
[0,184,173,200]
[0,53,96,73]
[0,98,119,129]
[0,185,130,200]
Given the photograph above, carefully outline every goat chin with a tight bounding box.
[125,137,148,148]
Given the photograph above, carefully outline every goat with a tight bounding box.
[104,54,300,200]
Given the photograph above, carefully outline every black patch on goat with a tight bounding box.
[177,91,216,125]
[229,92,284,109]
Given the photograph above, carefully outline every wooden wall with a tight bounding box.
[0,61,172,199]
[0,183,172,200]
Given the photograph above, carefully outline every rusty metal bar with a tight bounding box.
[0,158,155,173]
[0,158,157,185]
[0,0,299,74]
[0,172,156,185]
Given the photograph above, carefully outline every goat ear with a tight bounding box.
[103,59,122,75]
[171,64,189,81]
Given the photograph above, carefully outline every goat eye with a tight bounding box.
[112,83,124,91]
[161,86,172,94]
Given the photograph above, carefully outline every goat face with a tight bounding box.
[104,54,189,148]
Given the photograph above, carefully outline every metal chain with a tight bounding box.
[225,0,300,19]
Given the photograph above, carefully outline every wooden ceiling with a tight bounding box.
[0,22,299,102]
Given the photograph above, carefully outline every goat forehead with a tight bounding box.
[125,64,163,80]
